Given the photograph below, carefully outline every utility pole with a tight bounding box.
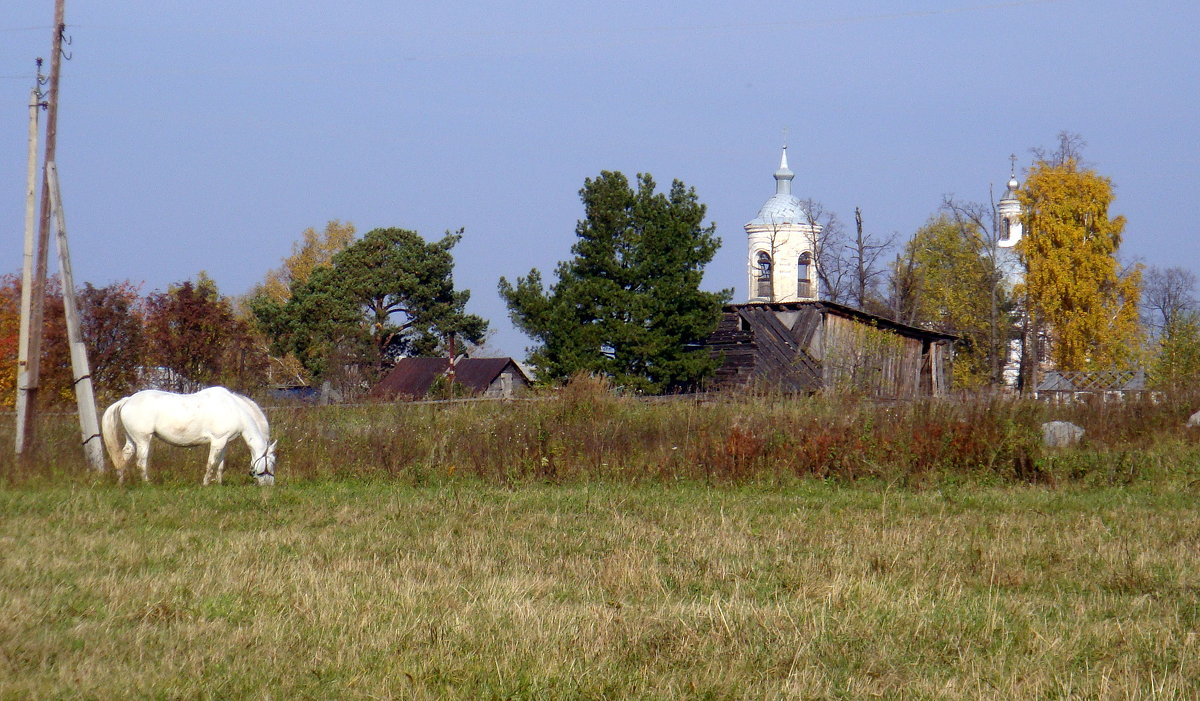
[855,207,866,309]
[15,79,42,456]
[20,0,67,455]
[46,162,104,470]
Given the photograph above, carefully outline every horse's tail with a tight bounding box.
[101,398,128,472]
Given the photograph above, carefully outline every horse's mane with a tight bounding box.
[229,390,270,439]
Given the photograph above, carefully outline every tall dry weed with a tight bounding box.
[5,388,1200,488]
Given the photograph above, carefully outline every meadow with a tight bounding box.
[3,384,1200,699]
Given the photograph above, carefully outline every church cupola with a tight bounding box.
[774,147,795,195]
[997,156,1023,248]
[745,146,821,303]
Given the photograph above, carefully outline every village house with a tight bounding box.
[371,357,530,400]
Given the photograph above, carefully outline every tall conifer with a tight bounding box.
[500,172,730,393]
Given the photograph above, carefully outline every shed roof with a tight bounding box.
[725,301,958,343]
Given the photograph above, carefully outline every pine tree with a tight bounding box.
[254,228,487,380]
[499,171,729,393]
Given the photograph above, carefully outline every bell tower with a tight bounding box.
[744,146,821,302]
[997,154,1023,248]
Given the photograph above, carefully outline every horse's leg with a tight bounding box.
[203,441,217,486]
[215,441,231,485]
[205,439,230,486]
[135,436,153,482]
[116,438,135,484]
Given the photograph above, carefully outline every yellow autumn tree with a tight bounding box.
[245,220,356,386]
[257,220,356,303]
[900,215,1006,388]
[0,274,72,407]
[1018,158,1142,371]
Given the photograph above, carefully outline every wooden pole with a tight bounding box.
[14,87,40,456]
[25,0,67,450]
[46,161,104,471]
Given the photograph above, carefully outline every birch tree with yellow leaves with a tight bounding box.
[245,220,356,385]
[1017,140,1142,376]
[256,220,356,303]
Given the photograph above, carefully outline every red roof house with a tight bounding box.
[370,357,530,400]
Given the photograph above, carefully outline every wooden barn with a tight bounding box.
[371,357,530,400]
[702,302,956,398]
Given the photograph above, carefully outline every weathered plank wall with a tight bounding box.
[704,303,955,399]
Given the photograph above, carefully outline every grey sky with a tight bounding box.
[2,0,1197,357]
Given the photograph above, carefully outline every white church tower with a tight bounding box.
[995,156,1027,388]
[996,157,1023,248]
[745,146,820,303]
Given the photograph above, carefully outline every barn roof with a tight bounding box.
[726,301,958,343]
[454,358,525,390]
[370,357,528,399]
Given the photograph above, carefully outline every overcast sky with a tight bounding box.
[2,0,1197,357]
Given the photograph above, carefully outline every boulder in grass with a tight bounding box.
[1187,410,1200,428]
[1042,420,1084,448]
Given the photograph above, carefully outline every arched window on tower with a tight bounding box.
[756,251,772,299]
[797,251,812,299]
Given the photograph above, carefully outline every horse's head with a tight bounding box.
[251,440,277,486]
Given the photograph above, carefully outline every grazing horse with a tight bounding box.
[101,387,277,485]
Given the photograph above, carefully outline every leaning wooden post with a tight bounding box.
[14,87,41,456]
[46,161,105,471]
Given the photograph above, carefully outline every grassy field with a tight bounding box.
[2,478,1199,699]
[4,388,1200,698]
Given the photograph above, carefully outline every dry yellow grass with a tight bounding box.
[1,480,1198,699]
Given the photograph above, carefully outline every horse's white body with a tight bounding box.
[101,387,277,485]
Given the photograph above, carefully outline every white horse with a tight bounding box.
[101,387,277,486]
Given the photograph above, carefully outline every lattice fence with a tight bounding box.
[1035,370,1148,400]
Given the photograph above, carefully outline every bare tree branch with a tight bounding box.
[1031,130,1088,168]
[849,207,894,313]
[800,198,849,304]
[1143,265,1198,335]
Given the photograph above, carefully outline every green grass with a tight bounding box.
[2,479,1199,699]
[5,387,1200,697]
